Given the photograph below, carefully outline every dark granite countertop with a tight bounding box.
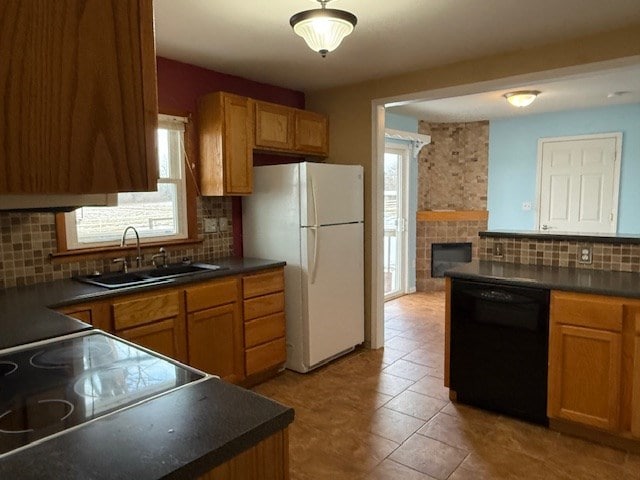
[445,260,640,298]
[0,257,285,350]
[480,230,640,244]
[0,377,294,479]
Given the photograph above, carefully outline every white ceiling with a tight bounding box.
[153,0,640,93]
[388,64,640,122]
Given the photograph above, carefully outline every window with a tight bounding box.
[63,115,189,250]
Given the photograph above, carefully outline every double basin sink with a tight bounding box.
[75,263,226,289]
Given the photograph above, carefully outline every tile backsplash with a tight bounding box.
[479,236,640,273]
[0,197,233,289]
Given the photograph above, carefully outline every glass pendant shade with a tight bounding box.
[290,8,357,57]
[504,90,540,107]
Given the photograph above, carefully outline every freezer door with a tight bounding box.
[300,162,363,226]
[301,222,364,369]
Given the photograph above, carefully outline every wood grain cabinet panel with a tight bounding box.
[241,268,286,380]
[548,324,622,431]
[548,291,640,442]
[56,301,112,332]
[185,277,245,384]
[188,303,244,383]
[118,318,186,362]
[294,109,328,156]
[198,92,254,196]
[244,293,285,321]
[112,291,181,330]
[198,429,289,480]
[255,102,294,151]
[0,0,158,194]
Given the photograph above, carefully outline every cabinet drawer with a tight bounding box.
[186,278,238,312]
[243,269,284,299]
[246,337,286,376]
[245,313,286,348]
[552,291,623,332]
[112,291,180,330]
[244,292,285,321]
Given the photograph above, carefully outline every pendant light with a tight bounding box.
[290,0,357,57]
[503,90,541,107]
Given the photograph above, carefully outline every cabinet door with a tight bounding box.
[0,0,157,194]
[199,92,253,196]
[118,318,186,362]
[631,307,640,438]
[548,324,622,431]
[188,303,244,383]
[255,102,294,151]
[56,302,112,332]
[223,94,254,194]
[294,110,328,156]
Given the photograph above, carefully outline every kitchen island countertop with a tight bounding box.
[445,260,640,298]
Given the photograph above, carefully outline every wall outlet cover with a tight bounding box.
[204,218,218,233]
[218,217,228,232]
[578,246,593,264]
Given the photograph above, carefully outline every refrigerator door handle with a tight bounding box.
[310,176,319,226]
[309,226,319,284]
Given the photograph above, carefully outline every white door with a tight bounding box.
[300,162,364,226]
[301,223,364,370]
[537,134,621,234]
[383,146,408,300]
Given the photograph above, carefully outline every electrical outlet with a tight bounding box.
[522,201,532,211]
[494,242,504,257]
[578,245,593,264]
[218,217,229,232]
[204,218,218,233]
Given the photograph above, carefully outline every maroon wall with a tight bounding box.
[156,57,305,257]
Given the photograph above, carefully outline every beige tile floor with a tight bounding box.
[253,292,640,479]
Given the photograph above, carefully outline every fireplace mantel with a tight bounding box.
[417,210,488,222]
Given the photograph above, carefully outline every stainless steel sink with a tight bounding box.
[74,263,226,289]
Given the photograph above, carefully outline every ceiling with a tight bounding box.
[153,0,640,93]
[388,64,640,122]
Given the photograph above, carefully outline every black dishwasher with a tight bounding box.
[450,278,550,425]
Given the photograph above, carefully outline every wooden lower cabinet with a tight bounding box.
[548,323,622,430]
[549,291,640,443]
[185,277,245,383]
[188,302,244,383]
[118,318,186,362]
[198,428,289,480]
[242,269,286,380]
[54,269,287,386]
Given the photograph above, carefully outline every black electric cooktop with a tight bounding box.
[0,331,206,457]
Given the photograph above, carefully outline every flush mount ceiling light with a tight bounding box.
[290,0,357,57]
[503,90,541,107]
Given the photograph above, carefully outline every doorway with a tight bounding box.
[383,145,409,300]
[536,133,622,233]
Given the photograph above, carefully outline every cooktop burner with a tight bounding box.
[30,341,114,369]
[0,400,74,433]
[0,361,17,376]
[0,331,206,457]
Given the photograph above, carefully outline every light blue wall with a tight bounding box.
[385,113,419,292]
[488,103,640,234]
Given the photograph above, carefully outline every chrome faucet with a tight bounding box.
[121,226,143,269]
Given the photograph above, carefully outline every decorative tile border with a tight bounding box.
[479,236,640,273]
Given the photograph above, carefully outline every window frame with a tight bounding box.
[54,112,200,260]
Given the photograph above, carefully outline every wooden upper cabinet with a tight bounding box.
[254,101,328,157]
[0,0,158,194]
[294,109,329,156]
[255,101,295,151]
[198,92,254,196]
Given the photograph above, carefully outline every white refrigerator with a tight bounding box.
[242,162,364,373]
